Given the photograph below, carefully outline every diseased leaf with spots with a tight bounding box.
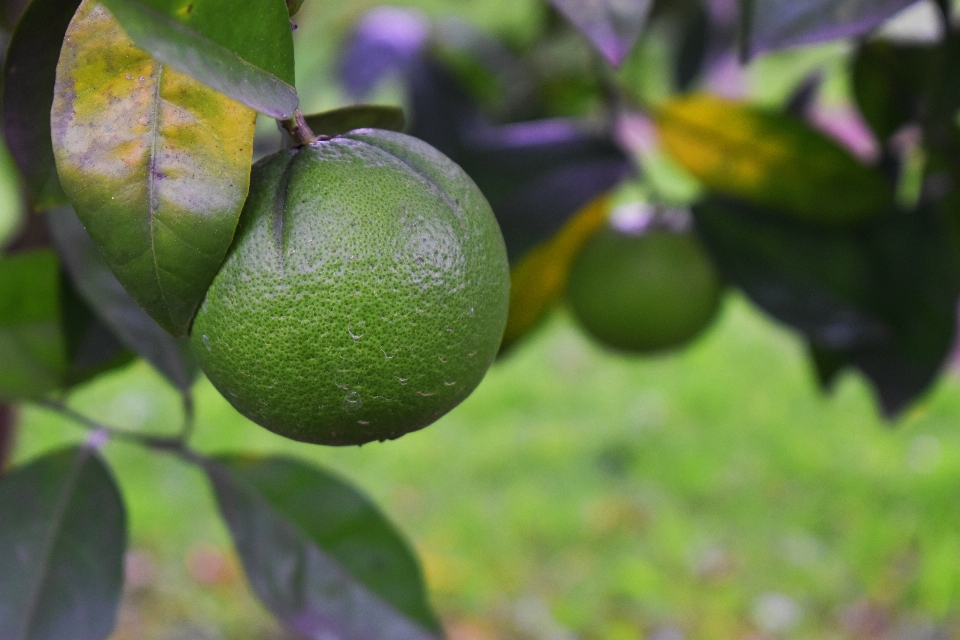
[52,0,258,336]
[656,94,894,227]
[100,0,297,117]
[501,194,612,353]
[0,445,127,640]
[1,0,81,210]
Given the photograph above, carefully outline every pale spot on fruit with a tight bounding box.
[342,392,363,412]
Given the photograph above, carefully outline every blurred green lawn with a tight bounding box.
[15,297,960,640]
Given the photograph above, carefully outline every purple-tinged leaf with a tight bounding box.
[0,445,127,640]
[694,197,960,417]
[744,0,922,57]
[550,0,653,67]
[2,0,82,210]
[205,456,442,640]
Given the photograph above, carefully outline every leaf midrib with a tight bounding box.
[20,447,90,640]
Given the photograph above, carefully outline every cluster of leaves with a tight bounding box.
[336,0,960,415]
[0,0,440,639]
[1,0,959,637]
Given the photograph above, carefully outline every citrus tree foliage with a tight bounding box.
[2,0,960,637]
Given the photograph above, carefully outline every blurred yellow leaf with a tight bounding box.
[655,93,893,226]
[501,193,613,352]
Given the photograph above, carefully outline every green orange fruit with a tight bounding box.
[566,224,723,353]
[190,130,510,446]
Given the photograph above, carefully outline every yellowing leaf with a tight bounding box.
[655,94,893,226]
[52,0,257,336]
[501,194,612,352]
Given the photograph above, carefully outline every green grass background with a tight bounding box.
[15,297,960,639]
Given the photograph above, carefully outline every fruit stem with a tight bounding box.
[280,109,324,147]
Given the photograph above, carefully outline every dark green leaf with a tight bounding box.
[0,445,127,640]
[304,105,406,137]
[47,207,196,392]
[694,197,960,416]
[60,271,134,386]
[52,0,258,336]
[286,0,303,17]
[206,456,442,640]
[550,0,652,67]
[100,0,298,117]
[0,249,68,400]
[852,40,932,142]
[742,0,918,57]
[1,0,81,210]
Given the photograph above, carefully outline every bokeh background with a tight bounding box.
[12,1,960,639]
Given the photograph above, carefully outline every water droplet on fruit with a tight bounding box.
[342,392,363,412]
[201,335,212,351]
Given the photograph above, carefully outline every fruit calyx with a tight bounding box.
[279,109,327,147]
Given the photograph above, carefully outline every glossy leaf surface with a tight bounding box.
[206,456,442,640]
[0,446,126,640]
[694,197,960,416]
[47,207,196,392]
[502,194,611,352]
[304,105,406,137]
[743,0,918,57]
[101,0,297,117]
[52,0,258,336]
[2,0,80,210]
[550,0,653,67]
[0,250,67,400]
[656,94,894,226]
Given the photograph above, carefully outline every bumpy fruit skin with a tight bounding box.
[567,227,723,353]
[190,130,510,446]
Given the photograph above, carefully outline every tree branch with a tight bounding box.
[38,399,188,454]
[279,109,322,146]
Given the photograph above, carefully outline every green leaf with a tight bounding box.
[205,456,442,640]
[656,93,895,227]
[1,0,79,210]
[286,0,304,17]
[47,207,196,391]
[52,0,258,336]
[0,250,68,400]
[0,445,127,640]
[852,40,932,142]
[303,105,406,138]
[693,197,960,416]
[59,271,135,387]
[100,0,297,117]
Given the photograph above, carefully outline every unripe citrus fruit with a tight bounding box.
[190,129,510,446]
[566,224,723,353]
